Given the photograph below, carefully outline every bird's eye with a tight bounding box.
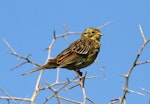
[91,31,95,34]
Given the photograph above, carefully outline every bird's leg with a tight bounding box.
[76,70,82,76]
[75,70,86,88]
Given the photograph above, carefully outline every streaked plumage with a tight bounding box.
[22,28,102,75]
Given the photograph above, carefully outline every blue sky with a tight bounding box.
[0,0,150,104]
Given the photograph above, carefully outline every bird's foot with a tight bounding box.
[75,70,87,88]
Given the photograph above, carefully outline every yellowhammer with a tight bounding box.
[22,28,102,75]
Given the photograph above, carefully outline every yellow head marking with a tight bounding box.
[82,28,102,40]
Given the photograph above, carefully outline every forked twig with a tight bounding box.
[111,25,150,104]
[2,23,109,103]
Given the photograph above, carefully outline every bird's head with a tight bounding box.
[82,28,103,40]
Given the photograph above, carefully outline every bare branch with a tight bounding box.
[128,89,145,96]
[65,84,80,90]
[3,38,41,71]
[63,25,69,33]
[120,28,150,104]
[42,94,55,104]
[47,38,55,59]
[95,58,106,79]
[30,70,44,103]
[63,36,72,44]
[97,21,113,29]
[58,96,82,104]
[0,96,30,102]
[112,25,150,104]
[55,68,60,83]
[10,61,28,71]
[141,88,150,94]
[139,24,147,43]
[136,60,150,65]
[2,25,106,104]
[0,87,17,104]
[3,38,17,54]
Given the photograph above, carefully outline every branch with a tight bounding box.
[0,96,30,102]
[111,25,150,104]
[0,87,30,103]
[139,24,146,43]
[2,24,109,103]
[141,88,150,94]
[136,60,150,65]
[3,38,41,70]
[97,21,113,29]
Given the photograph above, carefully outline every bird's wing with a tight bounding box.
[70,37,93,55]
[53,38,94,68]
[54,48,80,67]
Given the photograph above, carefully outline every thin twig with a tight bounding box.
[136,60,150,65]
[55,68,60,83]
[3,38,17,54]
[95,58,106,79]
[128,89,145,96]
[10,61,28,70]
[114,25,150,104]
[0,87,17,104]
[58,96,82,104]
[30,70,44,104]
[97,21,113,29]
[139,24,147,43]
[2,25,107,103]
[141,88,150,94]
[0,96,30,102]
[65,84,80,90]
[3,38,41,70]
[42,94,55,104]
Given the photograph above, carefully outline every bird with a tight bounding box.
[22,27,103,76]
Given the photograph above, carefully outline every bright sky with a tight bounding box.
[0,0,150,104]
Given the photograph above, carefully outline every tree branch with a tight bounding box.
[111,25,150,104]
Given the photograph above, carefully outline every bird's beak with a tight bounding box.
[99,33,103,36]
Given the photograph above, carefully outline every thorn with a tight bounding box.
[63,25,69,33]
[139,24,147,43]
[26,54,32,58]
[97,21,113,29]
[119,74,128,78]
[53,30,56,39]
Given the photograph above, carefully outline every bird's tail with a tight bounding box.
[22,65,48,76]
[22,59,58,76]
